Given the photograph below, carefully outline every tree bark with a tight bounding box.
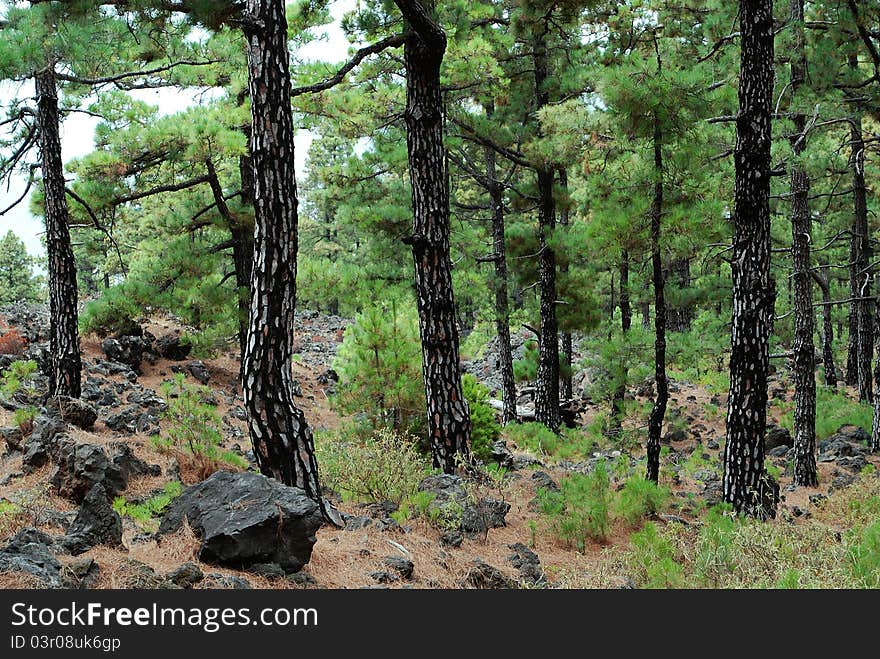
[666,257,693,332]
[812,265,837,388]
[848,109,873,401]
[532,24,560,433]
[788,0,817,487]
[646,119,667,483]
[36,65,81,399]
[558,168,573,401]
[484,102,517,425]
[396,0,471,472]
[610,250,631,434]
[241,0,335,522]
[723,0,777,517]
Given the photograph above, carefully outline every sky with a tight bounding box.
[0,0,356,259]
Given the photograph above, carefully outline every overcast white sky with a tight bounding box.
[0,0,356,259]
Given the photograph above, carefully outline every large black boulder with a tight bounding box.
[155,335,191,361]
[158,471,323,573]
[101,336,146,374]
[21,416,68,473]
[46,396,98,430]
[50,440,126,503]
[0,528,62,588]
[62,484,123,555]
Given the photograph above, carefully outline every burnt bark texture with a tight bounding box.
[723,0,777,516]
[532,23,561,433]
[812,265,837,388]
[484,103,517,425]
[397,0,471,472]
[788,0,817,487]
[241,0,333,522]
[558,169,573,402]
[645,119,667,483]
[845,106,872,401]
[206,157,253,372]
[36,66,81,399]
[609,251,631,434]
[666,258,693,332]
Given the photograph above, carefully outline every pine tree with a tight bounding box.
[0,230,43,305]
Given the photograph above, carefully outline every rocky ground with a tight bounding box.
[0,303,877,590]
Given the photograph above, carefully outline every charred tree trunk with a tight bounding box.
[241,0,335,522]
[666,258,693,332]
[723,0,777,517]
[610,251,631,434]
[645,118,667,483]
[397,0,471,472]
[36,66,81,399]
[848,109,873,401]
[532,25,560,433]
[558,168,573,401]
[812,265,837,388]
[206,157,253,373]
[788,0,817,487]
[484,102,517,425]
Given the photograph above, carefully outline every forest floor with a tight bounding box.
[1,307,878,589]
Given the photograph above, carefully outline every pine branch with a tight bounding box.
[291,34,405,98]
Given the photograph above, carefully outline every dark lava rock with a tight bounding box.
[829,471,857,492]
[61,484,123,555]
[370,571,398,584]
[187,361,210,385]
[21,416,67,473]
[461,559,516,589]
[61,557,100,589]
[344,515,373,531]
[417,474,468,512]
[461,498,510,539]
[0,528,62,588]
[1,426,23,453]
[440,530,463,548]
[531,471,559,492]
[158,471,323,572]
[286,572,318,587]
[767,445,790,458]
[507,542,544,586]
[101,336,146,374]
[249,563,286,579]
[110,443,161,480]
[663,428,688,443]
[46,396,98,430]
[706,438,720,450]
[490,440,515,469]
[202,573,252,590]
[317,369,338,385]
[155,335,191,361]
[382,556,414,580]
[166,562,204,589]
[50,440,126,503]
[765,424,793,450]
[105,405,159,435]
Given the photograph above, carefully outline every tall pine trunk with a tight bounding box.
[723,0,777,517]
[36,65,81,399]
[847,109,872,401]
[609,251,631,434]
[396,0,471,472]
[646,119,667,483]
[788,0,817,487]
[533,25,560,433]
[241,0,334,522]
[558,169,573,401]
[813,264,837,388]
[666,258,692,332]
[484,102,516,425]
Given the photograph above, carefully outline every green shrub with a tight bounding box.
[513,340,538,383]
[332,300,426,436]
[616,476,670,525]
[316,427,432,505]
[1,359,38,400]
[461,374,500,461]
[628,522,684,588]
[153,374,246,470]
[113,481,183,532]
[504,422,595,460]
[778,386,872,440]
[538,460,612,549]
[850,521,880,588]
